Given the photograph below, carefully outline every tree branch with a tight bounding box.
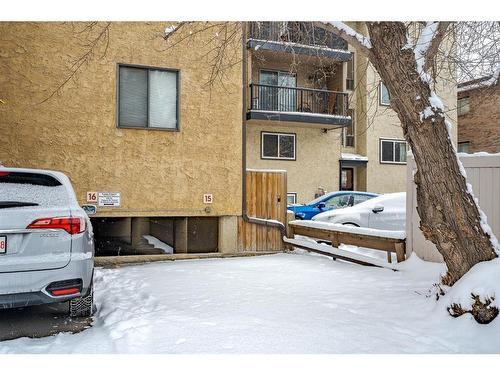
[424,21,451,71]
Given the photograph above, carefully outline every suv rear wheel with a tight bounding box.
[69,280,94,318]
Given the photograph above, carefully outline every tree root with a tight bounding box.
[449,294,499,324]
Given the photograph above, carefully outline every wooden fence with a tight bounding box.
[237,169,287,251]
[287,221,406,267]
[407,153,500,262]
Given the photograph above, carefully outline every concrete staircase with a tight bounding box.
[95,237,166,256]
[127,238,165,255]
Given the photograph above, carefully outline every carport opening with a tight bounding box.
[90,217,219,256]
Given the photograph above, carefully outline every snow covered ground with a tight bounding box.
[1,252,500,354]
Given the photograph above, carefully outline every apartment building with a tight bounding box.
[457,74,500,153]
[0,21,457,253]
[0,22,243,254]
[245,22,457,204]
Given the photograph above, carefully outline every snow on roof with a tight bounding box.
[248,38,352,56]
[458,151,500,158]
[458,71,499,93]
[246,168,287,173]
[289,220,406,240]
[327,22,372,49]
[341,153,368,161]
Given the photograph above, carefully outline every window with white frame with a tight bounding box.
[287,193,297,205]
[457,97,470,116]
[379,82,390,106]
[118,64,179,130]
[380,139,407,164]
[261,132,296,160]
[346,53,355,90]
[342,109,355,147]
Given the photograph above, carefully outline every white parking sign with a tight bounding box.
[98,192,121,207]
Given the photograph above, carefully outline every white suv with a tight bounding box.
[0,167,94,317]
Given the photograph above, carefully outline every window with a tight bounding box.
[118,64,179,130]
[380,139,407,164]
[261,132,296,160]
[346,53,355,90]
[458,141,470,153]
[324,194,352,209]
[259,70,297,112]
[340,168,354,190]
[353,194,373,205]
[379,82,390,106]
[342,109,355,147]
[457,97,470,116]
[287,193,297,205]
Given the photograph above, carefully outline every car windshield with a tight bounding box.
[0,171,69,208]
[306,193,337,206]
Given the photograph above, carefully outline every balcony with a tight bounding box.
[247,83,351,127]
[247,22,351,61]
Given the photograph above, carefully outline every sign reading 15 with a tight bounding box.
[203,194,213,204]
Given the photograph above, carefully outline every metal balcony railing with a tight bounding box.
[248,22,348,51]
[249,84,349,117]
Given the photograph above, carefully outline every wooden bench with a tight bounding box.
[287,221,406,266]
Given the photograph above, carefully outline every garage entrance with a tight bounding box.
[91,217,219,256]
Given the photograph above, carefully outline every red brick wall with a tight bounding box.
[458,84,500,153]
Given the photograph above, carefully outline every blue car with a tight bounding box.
[288,191,379,220]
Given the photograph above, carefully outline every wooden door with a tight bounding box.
[238,170,287,251]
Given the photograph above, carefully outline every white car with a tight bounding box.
[0,167,95,317]
[311,192,406,231]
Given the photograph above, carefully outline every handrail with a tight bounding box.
[251,83,346,95]
[249,83,349,117]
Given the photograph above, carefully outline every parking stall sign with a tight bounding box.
[98,192,121,207]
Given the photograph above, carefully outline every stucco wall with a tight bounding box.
[346,22,458,194]
[246,123,342,204]
[0,22,243,217]
[362,62,457,194]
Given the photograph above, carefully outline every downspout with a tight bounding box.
[241,21,287,239]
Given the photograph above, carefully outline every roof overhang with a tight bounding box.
[247,39,352,62]
[247,110,351,128]
[340,153,368,167]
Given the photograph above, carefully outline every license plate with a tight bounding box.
[0,236,6,254]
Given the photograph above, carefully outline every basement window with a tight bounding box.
[380,138,407,164]
[287,193,297,205]
[118,64,179,130]
[261,132,296,160]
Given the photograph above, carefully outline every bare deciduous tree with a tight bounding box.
[324,21,499,323]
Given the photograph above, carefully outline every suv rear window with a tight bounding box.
[0,171,69,208]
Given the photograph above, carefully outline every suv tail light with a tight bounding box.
[27,217,86,235]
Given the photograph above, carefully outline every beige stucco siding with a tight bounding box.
[246,122,342,204]
[0,22,243,217]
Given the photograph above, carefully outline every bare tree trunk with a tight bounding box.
[364,22,497,285]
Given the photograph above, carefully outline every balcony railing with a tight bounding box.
[248,22,348,51]
[249,84,349,118]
